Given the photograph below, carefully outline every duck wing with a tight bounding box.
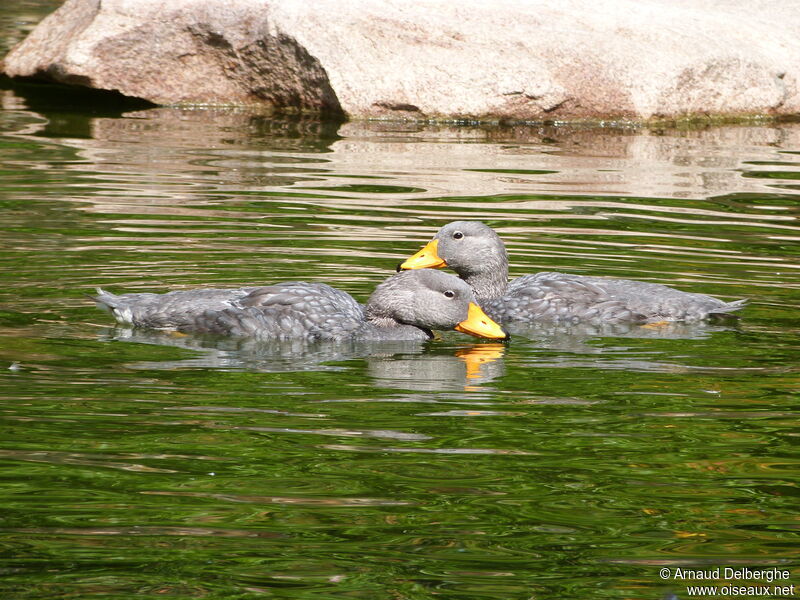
[541,273,746,322]
[486,273,645,324]
[492,272,744,324]
[201,282,366,341]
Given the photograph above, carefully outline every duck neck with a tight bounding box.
[448,231,511,303]
[461,260,509,304]
[362,310,431,341]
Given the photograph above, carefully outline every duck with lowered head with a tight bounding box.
[94,268,508,342]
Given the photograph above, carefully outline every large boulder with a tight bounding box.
[3,0,800,121]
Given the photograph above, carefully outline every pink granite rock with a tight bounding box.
[3,0,800,121]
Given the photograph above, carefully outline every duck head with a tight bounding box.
[365,269,507,340]
[399,221,507,277]
[399,222,510,302]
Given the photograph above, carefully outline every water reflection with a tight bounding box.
[367,344,506,391]
[99,317,743,385]
[4,86,800,206]
[507,320,750,373]
[506,319,739,347]
[100,327,507,391]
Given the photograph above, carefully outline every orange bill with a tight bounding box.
[454,303,508,340]
[399,239,447,270]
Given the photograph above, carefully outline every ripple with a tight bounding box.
[320,445,538,455]
[2,79,800,600]
[141,490,412,507]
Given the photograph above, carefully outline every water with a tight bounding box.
[2,4,800,599]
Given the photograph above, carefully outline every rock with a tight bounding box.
[3,0,800,122]
[2,0,342,112]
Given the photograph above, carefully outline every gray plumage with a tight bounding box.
[94,269,489,342]
[418,221,746,324]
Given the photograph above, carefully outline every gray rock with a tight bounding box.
[4,0,800,122]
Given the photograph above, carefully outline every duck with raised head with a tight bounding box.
[399,221,746,325]
[94,269,508,342]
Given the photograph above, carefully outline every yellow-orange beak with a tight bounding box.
[399,239,447,270]
[454,303,508,340]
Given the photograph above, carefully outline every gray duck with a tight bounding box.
[400,221,746,325]
[94,268,508,342]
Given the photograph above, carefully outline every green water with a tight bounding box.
[2,4,800,600]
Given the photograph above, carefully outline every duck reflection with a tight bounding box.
[505,319,740,353]
[100,327,507,391]
[101,314,740,386]
[504,320,743,373]
[366,343,506,391]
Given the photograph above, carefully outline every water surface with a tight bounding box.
[1,4,800,600]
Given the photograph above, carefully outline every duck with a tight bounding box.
[93,268,508,342]
[399,221,746,325]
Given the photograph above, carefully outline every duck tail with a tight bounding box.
[707,298,747,323]
[92,287,119,310]
[718,298,748,313]
[92,288,133,324]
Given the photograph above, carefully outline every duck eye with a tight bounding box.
[453,231,464,240]
[443,290,455,299]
